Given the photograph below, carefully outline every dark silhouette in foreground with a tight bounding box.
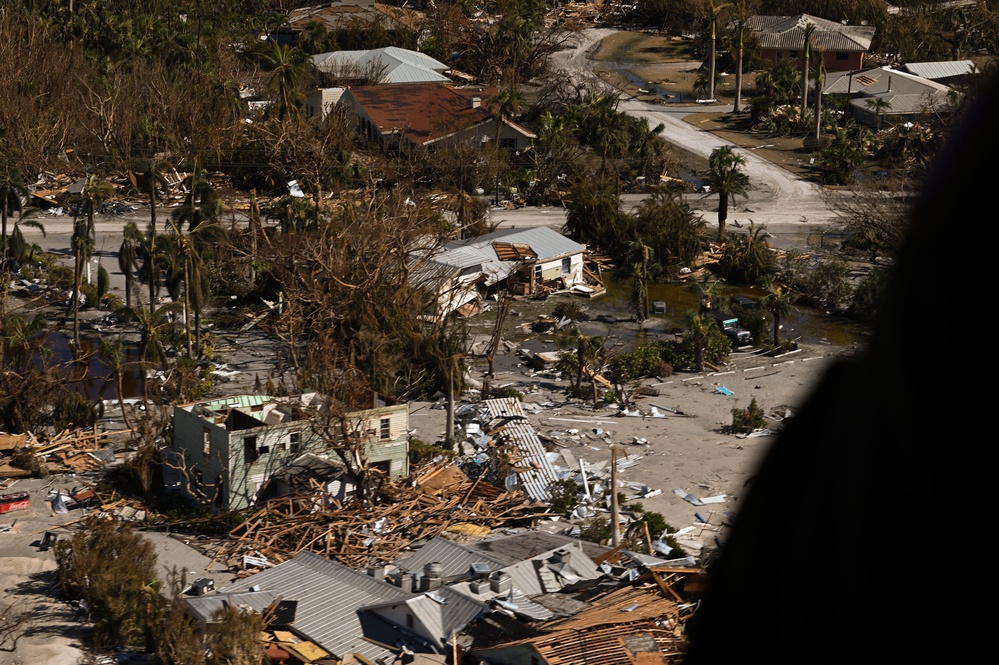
[684,75,993,662]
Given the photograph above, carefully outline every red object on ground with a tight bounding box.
[0,491,30,514]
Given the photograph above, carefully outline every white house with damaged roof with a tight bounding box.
[170,393,408,510]
[411,226,588,318]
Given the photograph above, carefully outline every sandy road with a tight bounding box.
[545,28,844,245]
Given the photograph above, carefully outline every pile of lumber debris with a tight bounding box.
[199,461,551,571]
[0,427,133,478]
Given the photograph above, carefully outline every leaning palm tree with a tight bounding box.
[704,145,750,243]
[0,168,28,264]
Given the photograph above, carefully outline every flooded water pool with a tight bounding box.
[595,277,869,349]
[43,330,146,400]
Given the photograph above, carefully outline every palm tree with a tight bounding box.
[731,0,748,113]
[629,239,655,321]
[118,222,143,311]
[865,97,891,131]
[70,214,94,348]
[257,42,310,122]
[683,310,715,372]
[172,165,222,233]
[6,207,45,265]
[813,50,826,140]
[129,301,182,370]
[165,219,210,359]
[704,145,749,243]
[491,88,524,204]
[80,175,115,241]
[136,224,167,315]
[141,160,170,235]
[799,19,816,127]
[759,280,797,348]
[689,274,725,314]
[0,169,28,264]
[707,0,732,101]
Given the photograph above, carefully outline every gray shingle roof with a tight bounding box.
[747,13,876,52]
[219,551,410,660]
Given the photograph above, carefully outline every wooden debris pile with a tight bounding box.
[203,461,552,570]
[0,427,133,478]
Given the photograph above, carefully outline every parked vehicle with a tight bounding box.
[714,313,753,346]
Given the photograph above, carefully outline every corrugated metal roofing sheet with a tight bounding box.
[184,590,282,625]
[448,227,584,262]
[901,60,977,80]
[480,398,557,502]
[220,551,410,660]
[394,536,507,578]
[313,47,450,84]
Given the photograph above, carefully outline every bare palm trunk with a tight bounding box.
[183,258,193,358]
[445,364,456,451]
[717,193,729,243]
[73,245,83,348]
[734,33,744,112]
[709,17,717,100]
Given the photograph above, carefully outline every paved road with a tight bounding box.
[18,28,844,293]
[538,27,843,248]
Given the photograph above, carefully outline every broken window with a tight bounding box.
[244,436,259,465]
[380,418,391,440]
[289,431,301,455]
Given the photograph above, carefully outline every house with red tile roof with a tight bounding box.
[340,83,536,151]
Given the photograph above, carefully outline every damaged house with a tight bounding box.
[412,226,587,319]
[170,393,409,510]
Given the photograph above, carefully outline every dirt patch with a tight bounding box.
[590,31,698,64]
[589,30,759,107]
[682,112,821,180]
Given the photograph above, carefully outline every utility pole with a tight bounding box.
[610,444,620,546]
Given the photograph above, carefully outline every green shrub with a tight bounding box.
[848,267,890,322]
[549,479,582,515]
[54,518,160,649]
[731,396,766,433]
